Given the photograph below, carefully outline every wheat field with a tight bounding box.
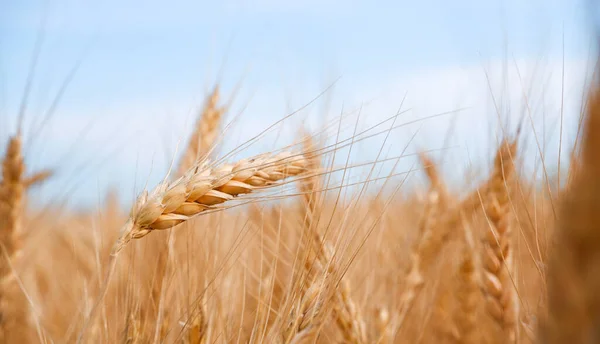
[1,26,599,344]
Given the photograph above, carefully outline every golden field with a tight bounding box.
[0,71,598,344]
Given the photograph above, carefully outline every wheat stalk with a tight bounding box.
[114,152,308,252]
[480,140,518,342]
[177,86,227,176]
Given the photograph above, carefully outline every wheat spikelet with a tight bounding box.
[0,135,31,343]
[115,152,308,252]
[541,81,600,343]
[480,139,518,342]
[177,86,227,176]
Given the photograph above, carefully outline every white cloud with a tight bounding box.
[12,56,588,207]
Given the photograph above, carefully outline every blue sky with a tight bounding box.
[0,0,594,207]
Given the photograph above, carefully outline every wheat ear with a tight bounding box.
[0,136,24,259]
[282,277,323,344]
[333,275,367,344]
[455,214,478,344]
[177,86,226,176]
[397,156,446,327]
[541,82,600,342]
[419,152,449,206]
[114,152,307,252]
[480,140,518,342]
[0,135,30,343]
[299,134,367,343]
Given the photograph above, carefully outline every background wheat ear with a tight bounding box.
[542,80,600,343]
[0,134,33,343]
[397,153,449,328]
[454,213,479,344]
[480,139,518,343]
[177,85,228,176]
